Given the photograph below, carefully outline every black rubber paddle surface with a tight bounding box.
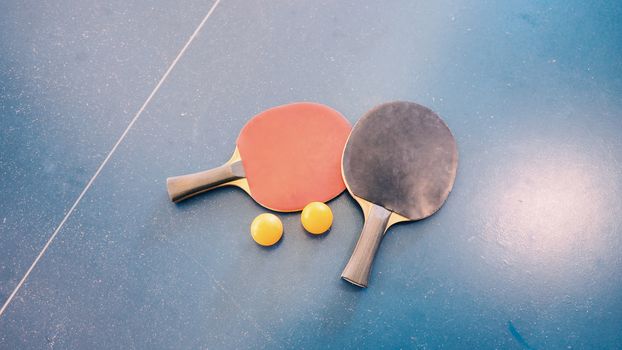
[342,101,458,220]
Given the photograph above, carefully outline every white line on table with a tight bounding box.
[0,0,223,318]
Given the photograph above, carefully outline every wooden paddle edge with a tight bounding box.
[350,193,409,230]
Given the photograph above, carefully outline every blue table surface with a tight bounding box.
[1,0,621,348]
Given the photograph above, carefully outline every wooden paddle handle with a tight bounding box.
[167,160,245,203]
[341,204,391,288]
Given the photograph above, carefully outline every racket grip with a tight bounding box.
[166,160,245,203]
[341,204,391,288]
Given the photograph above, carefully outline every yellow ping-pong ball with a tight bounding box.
[251,213,283,246]
[301,202,333,234]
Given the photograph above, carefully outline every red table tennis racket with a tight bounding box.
[341,101,458,287]
[167,102,352,212]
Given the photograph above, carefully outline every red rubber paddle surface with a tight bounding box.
[236,103,351,211]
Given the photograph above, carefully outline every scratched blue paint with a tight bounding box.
[1,0,621,349]
[508,321,533,350]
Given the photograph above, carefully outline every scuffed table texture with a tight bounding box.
[1,0,621,348]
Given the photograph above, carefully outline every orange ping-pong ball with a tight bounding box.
[250,213,283,246]
[301,202,333,234]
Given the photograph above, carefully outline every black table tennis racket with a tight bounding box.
[341,101,458,287]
